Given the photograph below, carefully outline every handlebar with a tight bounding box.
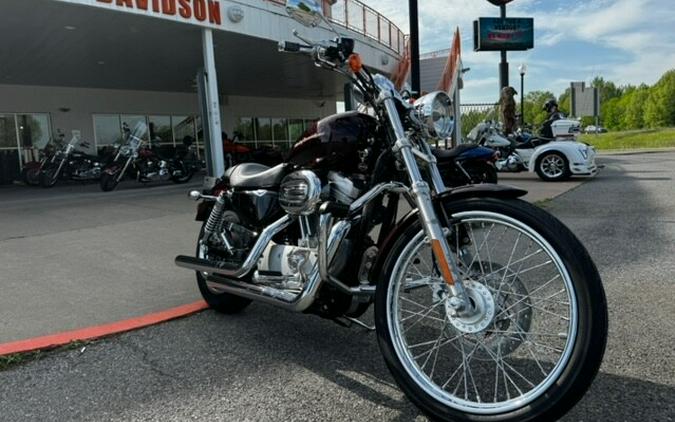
[278,41,310,53]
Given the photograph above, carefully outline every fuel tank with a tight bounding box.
[286,111,378,173]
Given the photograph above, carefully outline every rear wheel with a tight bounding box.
[466,162,498,184]
[375,198,607,422]
[196,211,252,314]
[535,152,570,182]
[22,167,41,185]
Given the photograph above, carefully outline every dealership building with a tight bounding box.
[0,0,405,184]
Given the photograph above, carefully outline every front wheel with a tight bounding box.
[100,170,121,192]
[39,163,61,188]
[375,198,607,422]
[171,161,194,184]
[535,152,570,182]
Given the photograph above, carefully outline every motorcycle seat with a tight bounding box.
[432,144,479,163]
[225,162,286,189]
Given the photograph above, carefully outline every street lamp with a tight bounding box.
[518,63,527,126]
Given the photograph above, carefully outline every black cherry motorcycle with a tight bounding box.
[175,2,607,421]
[100,123,196,191]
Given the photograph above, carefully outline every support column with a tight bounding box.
[202,28,225,185]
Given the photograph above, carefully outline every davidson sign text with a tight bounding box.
[96,0,222,25]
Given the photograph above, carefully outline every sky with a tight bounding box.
[364,0,675,103]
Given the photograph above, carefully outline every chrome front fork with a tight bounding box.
[382,98,469,309]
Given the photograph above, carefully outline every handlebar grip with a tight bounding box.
[278,41,302,53]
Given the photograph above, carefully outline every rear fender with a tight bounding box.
[370,184,527,282]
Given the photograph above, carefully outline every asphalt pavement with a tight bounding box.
[0,172,578,345]
[1,155,674,421]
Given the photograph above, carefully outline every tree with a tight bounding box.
[644,70,675,128]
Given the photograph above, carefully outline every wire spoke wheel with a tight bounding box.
[385,209,578,415]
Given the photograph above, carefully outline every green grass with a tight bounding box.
[0,341,90,372]
[580,127,675,151]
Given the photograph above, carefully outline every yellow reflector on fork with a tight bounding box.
[431,239,455,285]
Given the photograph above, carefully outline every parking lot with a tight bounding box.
[1,152,674,421]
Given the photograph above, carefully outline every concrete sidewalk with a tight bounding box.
[0,173,586,345]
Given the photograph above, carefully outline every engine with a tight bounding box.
[254,170,359,291]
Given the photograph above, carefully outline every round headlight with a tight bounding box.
[414,91,454,139]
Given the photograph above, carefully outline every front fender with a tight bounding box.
[370,184,527,282]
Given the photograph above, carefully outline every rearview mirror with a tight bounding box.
[286,0,323,27]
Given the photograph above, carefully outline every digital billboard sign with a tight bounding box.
[473,17,534,51]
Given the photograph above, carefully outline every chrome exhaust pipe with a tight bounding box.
[199,219,353,312]
[175,215,292,278]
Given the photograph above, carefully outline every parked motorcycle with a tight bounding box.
[100,123,197,191]
[20,141,60,185]
[38,135,104,188]
[469,120,597,181]
[175,2,607,421]
[433,144,499,186]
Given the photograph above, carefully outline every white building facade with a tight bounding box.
[0,0,405,183]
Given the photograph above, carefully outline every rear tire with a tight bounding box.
[195,212,252,314]
[466,162,498,184]
[375,198,607,422]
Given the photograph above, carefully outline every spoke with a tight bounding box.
[401,308,447,324]
[495,274,562,320]
[479,248,544,279]
[403,300,446,332]
[413,333,463,360]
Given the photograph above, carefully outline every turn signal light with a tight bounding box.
[348,53,363,73]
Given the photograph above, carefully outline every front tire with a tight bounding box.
[100,171,120,192]
[39,164,60,188]
[535,152,570,182]
[375,198,607,422]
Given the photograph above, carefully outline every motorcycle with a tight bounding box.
[100,123,196,192]
[469,120,597,181]
[433,144,499,186]
[175,2,607,421]
[20,141,60,185]
[38,134,104,188]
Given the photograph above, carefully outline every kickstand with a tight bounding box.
[344,317,376,331]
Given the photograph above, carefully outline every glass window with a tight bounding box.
[94,115,122,146]
[288,119,305,142]
[17,114,51,150]
[0,114,17,149]
[255,118,273,144]
[272,118,288,143]
[121,115,148,141]
[233,117,255,143]
[148,115,173,145]
[173,115,196,145]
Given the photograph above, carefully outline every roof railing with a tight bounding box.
[267,0,406,55]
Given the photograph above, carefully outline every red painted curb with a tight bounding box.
[0,301,209,356]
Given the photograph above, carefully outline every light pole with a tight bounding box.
[518,63,527,126]
[409,0,420,96]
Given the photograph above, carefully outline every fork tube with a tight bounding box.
[382,98,468,304]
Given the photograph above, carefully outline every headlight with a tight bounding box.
[578,146,589,160]
[414,91,454,139]
[279,170,322,215]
